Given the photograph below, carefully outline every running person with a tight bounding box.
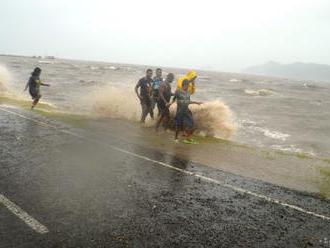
[155,73,174,131]
[171,79,202,143]
[151,68,163,116]
[24,67,50,109]
[135,69,154,123]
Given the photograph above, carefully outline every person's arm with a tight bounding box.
[159,84,167,104]
[135,81,142,99]
[188,100,202,105]
[150,80,155,96]
[190,81,196,95]
[168,90,178,106]
[40,82,50,86]
[148,81,153,97]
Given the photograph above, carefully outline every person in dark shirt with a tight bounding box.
[24,67,50,109]
[155,73,174,131]
[135,69,154,123]
[151,68,163,116]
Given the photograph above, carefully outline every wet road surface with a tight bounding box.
[1,106,330,248]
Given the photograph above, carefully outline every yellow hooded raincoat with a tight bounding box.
[177,70,197,95]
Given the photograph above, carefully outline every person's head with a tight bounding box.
[146,69,153,79]
[166,73,174,83]
[32,67,42,76]
[182,79,189,91]
[186,70,197,82]
[156,68,162,78]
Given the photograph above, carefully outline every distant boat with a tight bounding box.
[38,60,54,64]
[44,56,55,59]
[229,78,242,83]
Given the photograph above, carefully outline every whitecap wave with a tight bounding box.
[0,65,10,93]
[253,127,290,141]
[244,89,274,96]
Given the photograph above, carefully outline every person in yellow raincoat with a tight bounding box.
[176,70,197,95]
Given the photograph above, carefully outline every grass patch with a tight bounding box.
[191,135,257,153]
[192,135,228,144]
[317,166,330,199]
[295,152,311,159]
[0,95,55,111]
[33,109,91,128]
[0,94,92,128]
[275,149,314,160]
[322,158,330,164]
[263,151,276,160]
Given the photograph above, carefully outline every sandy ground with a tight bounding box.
[1,105,330,247]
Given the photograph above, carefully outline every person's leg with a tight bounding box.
[183,112,195,140]
[151,97,156,111]
[162,108,170,130]
[155,114,164,131]
[147,99,154,119]
[175,128,180,141]
[140,101,148,123]
[156,101,167,130]
[174,114,182,141]
[31,95,41,109]
[150,108,154,119]
[185,129,194,139]
[156,100,161,117]
[31,99,36,109]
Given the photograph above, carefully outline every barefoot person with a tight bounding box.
[24,67,50,109]
[171,79,202,143]
[155,73,174,131]
[135,69,154,123]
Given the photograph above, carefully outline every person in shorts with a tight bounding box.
[24,67,50,109]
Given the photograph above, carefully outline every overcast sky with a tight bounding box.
[0,0,329,72]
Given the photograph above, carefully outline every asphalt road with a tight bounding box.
[0,106,330,248]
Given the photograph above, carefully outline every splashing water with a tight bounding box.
[186,100,236,139]
[0,65,10,94]
[91,86,235,139]
[91,86,141,121]
[0,64,57,111]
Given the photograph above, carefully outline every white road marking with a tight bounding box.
[0,193,49,234]
[0,106,330,222]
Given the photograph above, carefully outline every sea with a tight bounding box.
[1,55,329,159]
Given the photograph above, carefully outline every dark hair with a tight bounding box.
[167,73,174,79]
[146,68,153,73]
[182,79,189,86]
[156,68,162,72]
[31,67,42,76]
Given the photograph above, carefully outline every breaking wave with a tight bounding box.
[178,100,235,139]
[0,65,10,94]
[253,127,290,141]
[244,89,274,96]
[91,86,235,139]
[92,86,141,121]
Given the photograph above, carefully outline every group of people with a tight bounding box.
[24,66,202,144]
[135,68,202,143]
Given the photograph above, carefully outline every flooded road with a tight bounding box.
[1,105,330,247]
